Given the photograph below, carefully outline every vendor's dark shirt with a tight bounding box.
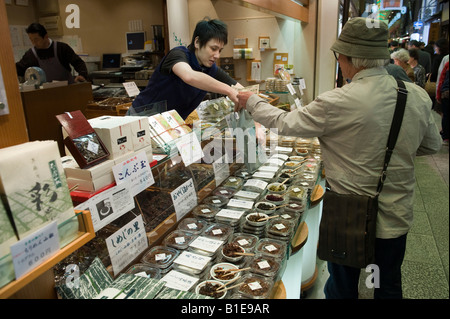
[130,46,236,119]
[16,41,88,79]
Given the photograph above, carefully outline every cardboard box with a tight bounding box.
[108,116,152,151]
[66,175,115,192]
[61,156,114,181]
[88,116,134,160]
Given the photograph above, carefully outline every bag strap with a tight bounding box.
[376,80,408,194]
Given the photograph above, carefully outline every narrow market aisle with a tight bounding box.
[304,112,449,299]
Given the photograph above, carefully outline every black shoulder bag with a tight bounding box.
[317,80,408,269]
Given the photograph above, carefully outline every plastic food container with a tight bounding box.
[124,263,162,279]
[249,255,281,278]
[266,218,295,238]
[221,176,244,190]
[202,223,233,242]
[210,262,241,283]
[195,280,227,299]
[192,204,218,221]
[234,169,252,180]
[163,230,196,250]
[177,217,208,234]
[213,187,237,198]
[230,233,259,252]
[284,202,305,214]
[278,211,301,225]
[286,185,307,202]
[237,274,274,299]
[202,195,229,209]
[255,238,287,259]
[141,245,179,269]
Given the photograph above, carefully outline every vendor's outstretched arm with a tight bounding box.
[173,62,240,104]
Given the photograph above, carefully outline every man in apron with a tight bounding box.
[16,23,88,84]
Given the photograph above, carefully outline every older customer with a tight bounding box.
[408,48,426,88]
[235,17,442,299]
[391,49,415,83]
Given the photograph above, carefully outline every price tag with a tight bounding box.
[171,178,197,220]
[106,215,148,276]
[10,222,60,279]
[189,236,223,254]
[122,81,140,97]
[173,250,212,270]
[286,83,296,95]
[112,151,155,197]
[257,260,270,269]
[176,133,204,167]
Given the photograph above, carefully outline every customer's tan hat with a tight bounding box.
[331,17,390,59]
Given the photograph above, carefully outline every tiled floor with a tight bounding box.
[304,112,449,299]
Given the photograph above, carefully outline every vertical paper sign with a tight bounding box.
[112,151,155,197]
[106,215,148,276]
[176,132,204,167]
[10,221,59,279]
[122,82,140,97]
[171,178,197,220]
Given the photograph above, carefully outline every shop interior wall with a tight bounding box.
[6,0,165,58]
[315,0,339,96]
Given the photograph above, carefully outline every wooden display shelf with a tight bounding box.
[0,210,95,299]
[272,280,286,299]
[291,221,308,254]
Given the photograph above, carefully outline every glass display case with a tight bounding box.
[51,114,324,299]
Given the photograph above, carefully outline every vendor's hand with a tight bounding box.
[228,89,239,106]
[74,75,86,82]
[235,91,254,112]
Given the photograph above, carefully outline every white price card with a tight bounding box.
[106,215,148,276]
[112,151,155,197]
[189,236,224,254]
[122,82,140,97]
[161,270,199,291]
[176,132,204,167]
[75,180,135,232]
[173,250,212,270]
[171,178,197,220]
[10,221,59,279]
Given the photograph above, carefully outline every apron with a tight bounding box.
[31,42,74,84]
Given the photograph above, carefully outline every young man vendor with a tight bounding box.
[128,18,243,119]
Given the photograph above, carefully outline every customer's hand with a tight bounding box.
[235,91,254,112]
[74,75,86,83]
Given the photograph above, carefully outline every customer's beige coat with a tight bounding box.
[246,67,442,238]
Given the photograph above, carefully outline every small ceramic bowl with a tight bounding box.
[195,280,227,299]
[245,212,269,227]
